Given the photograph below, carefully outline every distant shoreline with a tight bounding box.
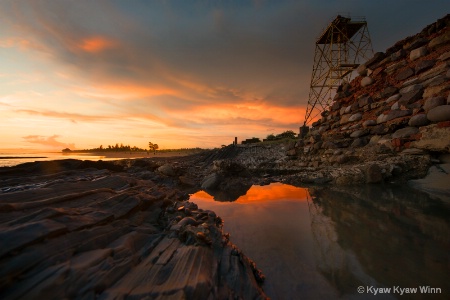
[0,156,47,159]
[62,150,203,158]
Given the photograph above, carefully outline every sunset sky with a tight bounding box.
[1,1,449,150]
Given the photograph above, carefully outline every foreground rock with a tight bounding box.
[0,159,267,299]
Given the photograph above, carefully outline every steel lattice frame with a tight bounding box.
[304,15,373,126]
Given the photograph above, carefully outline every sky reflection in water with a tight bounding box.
[190,183,450,300]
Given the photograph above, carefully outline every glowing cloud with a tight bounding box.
[22,135,75,149]
[78,37,114,53]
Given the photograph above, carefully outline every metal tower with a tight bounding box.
[303,15,373,126]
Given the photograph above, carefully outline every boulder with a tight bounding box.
[336,154,349,164]
[438,51,450,61]
[423,83,450,98]
[398,89,423,106]
[408,114,430,127]
[286,149,297,156]
[401,148,424,155]
[381,86,399,98]
[427,105,450,122]
[423,96,446,112]
[405,37,428,51]
[318,125,330,133]
[410,46,428,61]
[386,94,401,103]
[356,64,367,76]
[313,141,323,150]
[322,141,337,149]
[179,176,197,187]
[390,49,406,61]
[365,164,383,183]
[368,125,384,135]
[428,31,450,48]
[419,62,448,81]
[358,95,373,107]
[340,114,352,125]
[201,173,221,190]
[392,127,419,139]
[395,68,414,81]
[350,102,360,112]
[423,74,447,87]
[412,124,450,152]
[386,61,407,74]
[361,76,374,87]
[376,114,389,124]
[350,129,367,138]
[365,52,386,68]
[400,84,423,94]
[331,101,341,111]
[363,120,377,127]
[158,164,176,176]
[415,60,435,74]
[377,110,412,124]
[369,135,381,144]
[350,137,369,148]
[348,112,363,122]
[212,160,246,175]
[344,105,352,114]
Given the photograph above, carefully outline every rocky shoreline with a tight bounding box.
[0,158,267,299]
[1,14,450,299]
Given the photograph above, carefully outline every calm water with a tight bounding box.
[190,183,450,299]
[0,152,125,167]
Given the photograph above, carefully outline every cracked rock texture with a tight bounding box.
[0,160,267,299]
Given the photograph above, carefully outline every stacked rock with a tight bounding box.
[292,14,450,168]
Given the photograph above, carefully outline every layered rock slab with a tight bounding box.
[0,160,267,299]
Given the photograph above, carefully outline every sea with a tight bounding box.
[0,151,126,168]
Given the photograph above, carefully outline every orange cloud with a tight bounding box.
[78,37,114,53]
[0,37,45,52]
[180,102,307,128]
[22,135,75,149]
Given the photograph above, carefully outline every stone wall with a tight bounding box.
[291,14,450,169]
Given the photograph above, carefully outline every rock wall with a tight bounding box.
[232,15,450,187]
[297,14,450,159]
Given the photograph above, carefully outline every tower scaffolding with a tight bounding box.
[303,15,373,127]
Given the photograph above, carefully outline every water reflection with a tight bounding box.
[190,183,450,299]
[310,185,450,298]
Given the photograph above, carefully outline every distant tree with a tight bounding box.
[266,134,276,141]
[276,130,296,139]
[99,145,103,150]
[149,142,159,154]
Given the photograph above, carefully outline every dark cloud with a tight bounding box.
[2,0,450,135]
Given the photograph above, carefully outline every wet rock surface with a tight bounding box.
[0,158,267,299]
